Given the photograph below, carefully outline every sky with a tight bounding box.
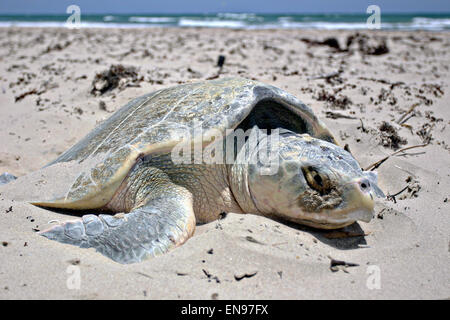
[0,0,449,14]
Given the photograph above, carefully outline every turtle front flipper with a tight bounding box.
[38,190,196,264]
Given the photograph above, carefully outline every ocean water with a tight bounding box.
[0,13,449,31]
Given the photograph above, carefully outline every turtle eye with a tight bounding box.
[302,166,331,194]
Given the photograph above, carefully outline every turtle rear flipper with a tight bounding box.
[39,188,195,264]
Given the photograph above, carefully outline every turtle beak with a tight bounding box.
[341,177,377,223]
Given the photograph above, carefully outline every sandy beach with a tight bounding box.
[0,26,448,299]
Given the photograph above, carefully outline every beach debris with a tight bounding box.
[315,89,352,109]
[386,186,408,204]
[387,176,421,203]
[329,256,359,273]
[217,55,226,68]
[421,83,444,98]
[202,269,220,283]
[42,41,71,55]
[302,34,388,55]
[377,209,384,219]
[245,235,265,245]
[14,89,39,102]
[74,107,83,115]
[399,176,421,199]
[301,37,342,51]
[234,270,258,281]
[5,206,13,214]
[9,71,37,88]
[98,100,116,113]
[91,64,142,95]
[321,38,341,50]
[325,111,357,120]
[424,111,443,124]
[365,143,429,171]
[14,81,58,102]
[346,33,389,55]
[99,100,107,111]
[416,123,434,144]
[396,103,420,124]
[206,55,226,80]
[378,121,407,150]
[357,118,369,133]
[135,271,152,279]
[375,88,398,106]
[263,43,284,55]
[357,76,404,90]
[186,67,202,78]
[309,69,344,85]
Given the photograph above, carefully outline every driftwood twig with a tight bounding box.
[396,103,420,124]
[364,143,429,171]
[386,185,409,203]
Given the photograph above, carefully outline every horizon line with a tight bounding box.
[1,11,450,15]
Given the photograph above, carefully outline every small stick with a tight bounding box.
[397,103,420,124]
[364,143,429,171]
[325,111,357,120]
[398,113,415,125]
[395,151,426,157]
[387,185,409,204]
[400,123,414,135]
[309,70,342,81]
[358,118,368,133]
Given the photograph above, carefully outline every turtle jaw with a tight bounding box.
[287,204,374,230]
[286,178,376,230]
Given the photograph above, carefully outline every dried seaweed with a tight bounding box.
[91,64,143,95]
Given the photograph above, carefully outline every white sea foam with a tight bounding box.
[0,15,448,31]
[129,16,176,23]
[0,21,168,29]
[410,17,450,30]
[178,18,246,28]
[216,12,263,22]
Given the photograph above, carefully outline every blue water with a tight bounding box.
[0,13,449,31]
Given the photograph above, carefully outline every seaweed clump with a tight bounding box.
[91,64,142,95]
[378,121,407,150]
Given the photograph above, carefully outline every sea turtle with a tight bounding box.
[10,78,384,264]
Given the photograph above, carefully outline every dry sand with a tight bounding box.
[0,27,449,299]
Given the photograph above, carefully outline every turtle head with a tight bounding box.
[247,133,384,229]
